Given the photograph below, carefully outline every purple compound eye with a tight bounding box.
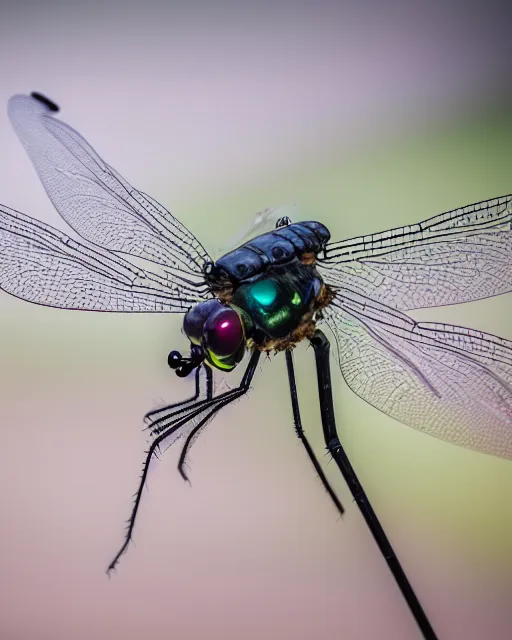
[203,308,244,357]
[183,299,223,344]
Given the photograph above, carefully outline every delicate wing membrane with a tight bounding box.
[319,195,512,310]
[323,290,512,459]
[214,204,299,259]
[0,205,200,312]
[8,94,211,276]
[5,93,512,462]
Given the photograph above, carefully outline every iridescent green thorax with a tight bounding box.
[230,260,323,341]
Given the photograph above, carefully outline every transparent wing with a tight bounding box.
[0,205,203,312]
[8,93,211,279]
[213,204,299,259]
[323,289,512,459]
[318,195,512,311]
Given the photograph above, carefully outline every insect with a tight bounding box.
[1,92,511,640]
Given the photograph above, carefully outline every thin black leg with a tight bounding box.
[144,364,201,423]
[143,365,213,431]
[285,350,345,516]
[107,351,260,574]
[145,367,215,437]
[177,353,259,481]
[310,330,439,640]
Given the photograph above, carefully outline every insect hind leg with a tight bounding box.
[284,349,345,516]
[309,329,439,640]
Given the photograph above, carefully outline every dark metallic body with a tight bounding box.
[9,91,511,639]
[205,221,334,349]
[205,220,331,288]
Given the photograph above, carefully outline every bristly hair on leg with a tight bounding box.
[106,351,261,574]
[284,349,345,518]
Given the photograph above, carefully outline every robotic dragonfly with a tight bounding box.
[1,92,511,640]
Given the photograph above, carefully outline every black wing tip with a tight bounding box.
[30,92,60,113]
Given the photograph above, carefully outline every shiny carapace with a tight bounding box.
[169,219,334,376]
[2,92,510,639]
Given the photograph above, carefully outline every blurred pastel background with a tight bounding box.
[0,1,511,639]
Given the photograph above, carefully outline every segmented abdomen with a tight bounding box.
[206,221,330,286]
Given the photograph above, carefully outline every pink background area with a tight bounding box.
[0,2,511,639]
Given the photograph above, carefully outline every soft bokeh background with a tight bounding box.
[0,1,511,639]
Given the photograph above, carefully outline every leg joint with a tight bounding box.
[326,437,341,453]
